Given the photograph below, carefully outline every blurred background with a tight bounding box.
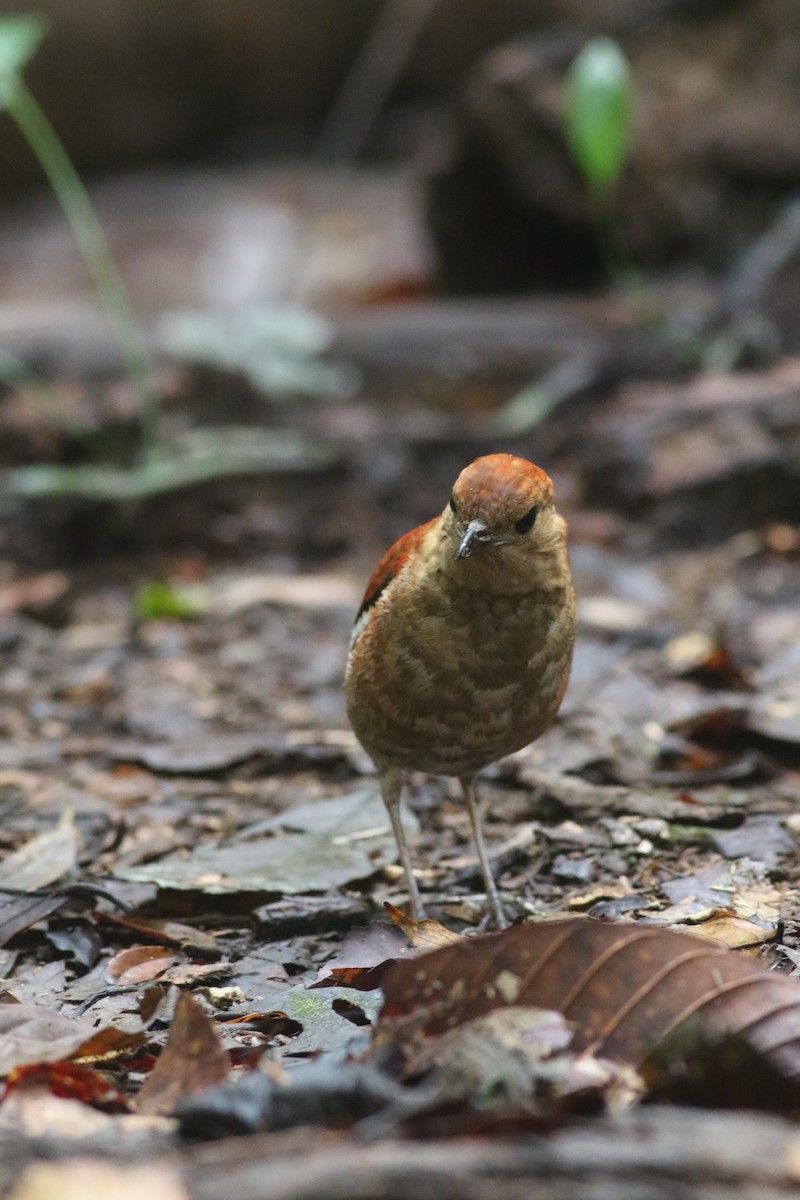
[1,0,800,568]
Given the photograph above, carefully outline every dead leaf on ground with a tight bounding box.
[115,788,417,897]
[670,912,776,950]
[0,893,70,948]
[135,991,229,1116]
[380,1004,643,1131]
[312,918,412,992]
[4,1060,127,1112]
[106,946,181,986]
[660,860,782,924]
[663,631,753,691]
[97,914,220,957]
[378,918,800,1080]
[219,1011,302,1040]
[713,815,796,868]
[383,902,462,950]
[0,989,158,1076]
[0,808,78,892]
[313,905,458,994]
[110,733,344,776]
[0,1005,99,1077]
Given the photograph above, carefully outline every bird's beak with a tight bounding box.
[457,519,490,559]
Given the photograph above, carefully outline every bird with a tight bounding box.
[345,453,576,926]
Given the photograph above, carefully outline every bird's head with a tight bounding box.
[440,454,567,589]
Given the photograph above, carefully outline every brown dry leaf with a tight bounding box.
[378,918,800,1078]
[160,961,233,987]
[98,914,219,957]
[383,902,461,950]
[0,807,78,892]
[311,918,413,992]
[134,990,229,1115]
[0,1005,97,1077]
[6,1160,188,1200]
[106,946,181,985]
[676,913,775,950]
[0,894,70,948]
[0,992,155,1076]
[72,986,166,1066]
[312,909,458,994]
[312,962,395,992]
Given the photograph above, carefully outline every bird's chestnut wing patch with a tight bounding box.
[353,518,437,627]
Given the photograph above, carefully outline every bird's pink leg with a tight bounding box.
[460,774,506,928]
[379,766,426,920]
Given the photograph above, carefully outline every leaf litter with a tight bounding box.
[2,421,800,1188]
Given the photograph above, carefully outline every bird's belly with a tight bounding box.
[348,597,571,777]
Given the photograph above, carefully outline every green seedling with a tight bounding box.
[0,15,346,502]
[565,36,634,281]
[565,38,633,197]
[134,580,205,622]
[497,37,704,434]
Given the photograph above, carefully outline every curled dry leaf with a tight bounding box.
[105,945,181,985]
[383,902,462,950]
[377,918,800,1079]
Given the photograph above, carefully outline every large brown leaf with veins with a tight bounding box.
[378,918,800,1077]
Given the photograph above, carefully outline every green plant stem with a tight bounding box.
[6,79,161,459]
[591,182,701,366]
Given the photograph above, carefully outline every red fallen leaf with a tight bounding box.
[106,945,180,985]
[378,918,800,1079]
[134,991,229,1115]
[4,1061,127,1111]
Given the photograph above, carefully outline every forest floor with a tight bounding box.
[2,165,800,1198]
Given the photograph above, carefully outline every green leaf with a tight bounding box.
[134,581,205,622]
[0,15,47,106]
[565,37,633,190]
[4,428,339,500]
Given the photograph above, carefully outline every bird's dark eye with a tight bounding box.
[515,505,538,534]
[449,492,458,514]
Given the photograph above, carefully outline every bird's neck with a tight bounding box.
[439,540,570,598]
